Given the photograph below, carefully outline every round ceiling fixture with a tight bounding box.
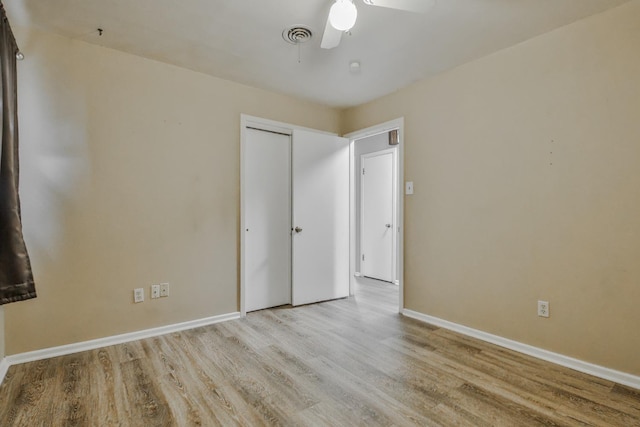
[329,0,358,31]
[282,26,313,44]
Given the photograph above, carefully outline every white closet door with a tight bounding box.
[244,128,291,312]
[292,129,349,306]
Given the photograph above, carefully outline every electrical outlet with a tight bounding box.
[151,284,160,299]
[538,300,549,318]
[160,283,169,297]
[134,288,144,303]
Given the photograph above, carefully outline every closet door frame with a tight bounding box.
[240,115,344,316]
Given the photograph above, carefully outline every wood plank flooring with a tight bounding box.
[1,281,638,426]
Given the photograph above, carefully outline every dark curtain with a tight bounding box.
[0,2,36,305]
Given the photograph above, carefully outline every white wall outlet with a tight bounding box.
[134,288,144,303]
[405,181,414,195]
[160,283,170,297]
[538,300,550,317]
[151,284,160,299]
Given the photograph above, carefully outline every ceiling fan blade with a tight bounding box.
[321,15,343,49]
[362,0,436,13]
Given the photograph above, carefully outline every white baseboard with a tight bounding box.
[402,309,640,390]
[3,311,241,369]
[0,357,9,385]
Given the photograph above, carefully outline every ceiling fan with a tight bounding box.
[321,0,436,49]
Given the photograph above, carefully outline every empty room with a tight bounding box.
[0,0,639,425]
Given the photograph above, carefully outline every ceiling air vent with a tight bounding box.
[282,26,313,44]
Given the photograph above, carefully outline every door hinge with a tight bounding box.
[362,254,365,261]
[362,168,365,175]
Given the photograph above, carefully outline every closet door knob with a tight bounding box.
[294,226,303,233]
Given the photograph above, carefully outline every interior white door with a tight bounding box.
[361,149,395,282]
[244,128,291,312]
[292,129,349,306]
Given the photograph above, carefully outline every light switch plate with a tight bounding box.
[406,181,414,195]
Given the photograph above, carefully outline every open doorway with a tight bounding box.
[346,118,404,313]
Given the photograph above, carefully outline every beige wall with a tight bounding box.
[343,1,640,375]
[5,28,340,354]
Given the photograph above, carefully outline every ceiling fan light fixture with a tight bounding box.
[329,0,358,32]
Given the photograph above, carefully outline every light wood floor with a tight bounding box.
[1,282,639,426]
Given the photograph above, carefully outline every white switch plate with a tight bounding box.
[134,288,144,303]
[406,181,414,195]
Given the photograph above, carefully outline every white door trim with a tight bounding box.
[344,118,405,313]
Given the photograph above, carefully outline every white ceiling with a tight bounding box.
[6,0,630,108]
